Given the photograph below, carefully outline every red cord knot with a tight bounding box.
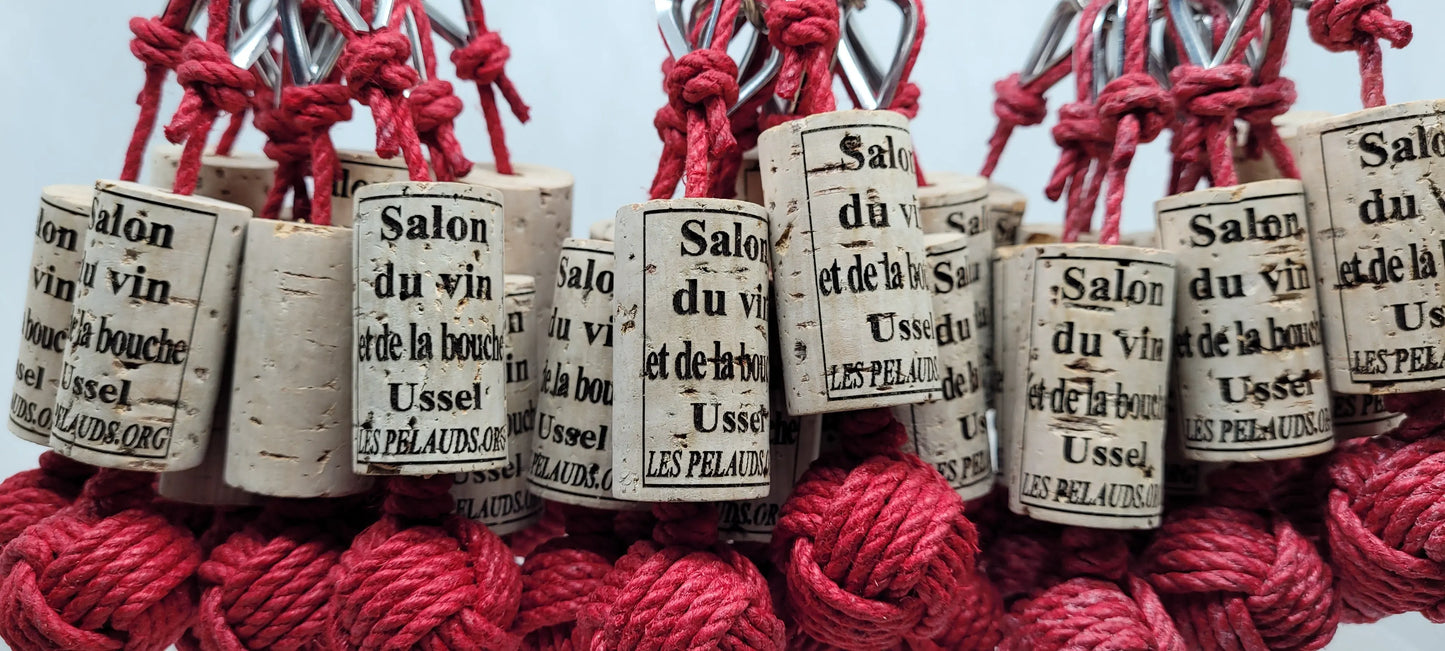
[1001,576,1185,651]
[1308,0,1412,53]
[129,15,194,69]
[453,31,510,88]
[1044,101,1109,202]
[0,452,95,546]
[766,0,840,96]
[381,475,455,521]
[1096,72,1174,144]
[290,84,355,135]
[513,507,626,648]
[1143,505,1340,649]
[0,469,202,651]
[409,79,472,180]
[343,30,419,97]
[164,39,257,143]
[1169,63,1255,189]
[1326,432,1445,623]
[666,49,740,129]
[771,445,979,649]
[992,73,1051,129]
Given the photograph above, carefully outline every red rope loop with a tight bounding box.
[1044,100,1110,240]
[1168,62,1255,192]
[163,15,259,195]
[1092,71,1173,243]
[450,2,531,175]
[981,65,1070,178]
[1143,505,1340,649]
[130,14,193,69]
[1325,431,1445,623]
[0,452,95,547]
[1308,0,1412,107]
[765,0,840,116]
[409,79,472,181]
[512,507,623,648]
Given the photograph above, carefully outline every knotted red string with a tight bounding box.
[1307,0,1412,108]
[1167,0,1292,193]
[451,0,531,175]
[512,506,622,650]
[318,1,430,181]
[254,82,355,224]
[1142,464,1340,650]
[1235,0,1301,181]
[772,409,979,650]
[575,504,786,650]
[0,469,202,651]
[650,0,743,200]
[123,1,198,182]
[0,451,95,547]
[406,0,472,181]
[879,0,929,186]
[190,499,363,651]
[1049,0,1173,244]
[326,476,521,649]
[163,1,257,196]
[1324,392,1445,623]
[764,0,840,123]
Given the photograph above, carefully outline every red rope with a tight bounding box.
[123,0,198,182]
[761,0,840,128]
[1308,0,1412,108]
[1167,0,1295,194]
[451,0,531,175]
[0,452,95,548]
[650,0,743,200]
[163,0,258,195]
[318,0,430,181]
[0,470,202,650]
[254,82,355,224]
[406,0,472,181]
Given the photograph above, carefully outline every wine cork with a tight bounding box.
[328,149,411,228]
[717,359,822,542]
[736,150,764,205]
[759,110,941,415]
[1005,243,1176,529]
[1157,180,1333,462]
[991,245,1029,486]
[986,182,1027,245]
[588,219,615,242]
[1235,110,1333,184]
[919,172,994,405]
[160,372,255,506]
[463,163,574,314]
[1120,231,1160,247]
[352,182,508,475]
[612,198,773,502]
[528,239,632,508]
[452,275,543,534]
[226,220,371,497]
[148,147,277,219]
[894,234,993,500]
[1299,100,1445,394]
[50,180,249,470]
[10,185,91,444]
[1332,393,1404,439]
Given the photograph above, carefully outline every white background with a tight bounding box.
[0,1,1441,646]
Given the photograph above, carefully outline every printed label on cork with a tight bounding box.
[10,187,90,444]
[51,181,247,469]
[353,182,507,474]
[613,199,773,502]
[1158,181,1334,461]
[1010,245,1175,529]
[894,234,992,500]
[528,240,630,508]
[1301,101,1445,393]
[760,111,941,414]
[453,275,543,533]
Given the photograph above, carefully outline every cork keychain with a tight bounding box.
[50,0,265,471]
[1003,0,1176,529]
[609,1,785,503]
[1157,0,1333,463]
[313,0,510,477]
